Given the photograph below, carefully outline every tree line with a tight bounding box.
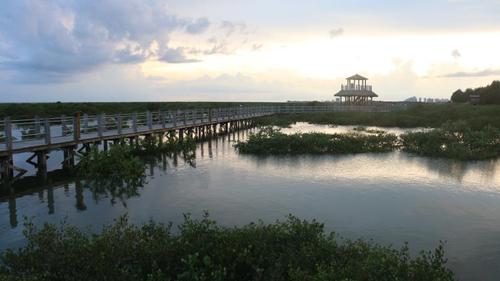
[451,80,500,104]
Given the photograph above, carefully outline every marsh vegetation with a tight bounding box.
[255,104,500,130]
[235,127,398,155]
[236,122,500,160]
[0,214,455,281]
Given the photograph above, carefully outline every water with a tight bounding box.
[1,124,500,281]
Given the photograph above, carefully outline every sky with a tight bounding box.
[1,0,500,102]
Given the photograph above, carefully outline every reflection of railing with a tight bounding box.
[341,84,372,91]
[0,104,406,154]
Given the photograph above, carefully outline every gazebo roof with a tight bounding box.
[346,74,368,80]
[335,90,378,97]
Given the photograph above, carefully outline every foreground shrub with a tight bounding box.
[401,121,500,160]
[0,214,455,281]
[235,127,398,154]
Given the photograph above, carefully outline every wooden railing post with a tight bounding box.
[61,115,68,136]
[73,112,81,141]
[82,114,89,134]
[44,118,51,145]
[34,115,41,136]
[4,117,12,151]
[147,111,153,130]
[132,112,138,133]
[116,114,122,135]
[97,114,104,137]
[173,111,177,127]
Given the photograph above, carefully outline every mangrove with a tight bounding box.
[401,121,500,160]
[235,127,398,154]
[0,214,455,281]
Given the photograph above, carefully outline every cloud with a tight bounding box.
[438,68,500,78]
[452,49,461,59]
[220,21,248,37]
[0,0,209,82]
[329,28,344,38]
[159,47,201,64]
[252,43,263,51]
[185,17,210,34]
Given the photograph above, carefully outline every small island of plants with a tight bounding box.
[235,122,500,160]
[235,127,398,154]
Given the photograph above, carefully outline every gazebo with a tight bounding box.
[335,74,378,103]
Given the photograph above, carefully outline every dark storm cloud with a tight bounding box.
[0,0,209,82]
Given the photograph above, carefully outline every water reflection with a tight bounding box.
[406,155,500,184]
[0,125,499,281]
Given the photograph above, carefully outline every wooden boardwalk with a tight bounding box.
[0,103,406,181]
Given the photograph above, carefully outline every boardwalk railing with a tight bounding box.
[0,103,406,155]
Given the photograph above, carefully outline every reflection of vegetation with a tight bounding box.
[84,177,144,207]
[401,121,500,160]
[235,127,398,154]
[0,214,455,281]
[255,104,500,130]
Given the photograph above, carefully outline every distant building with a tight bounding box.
[335,74,378,103]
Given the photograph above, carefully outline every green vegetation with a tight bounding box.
[77,145,146,184]
[255,103,500,130]
[0,214,455,281]
[401,121,500,160]
[135,136,197,155]
[237,122,500,160]
[451,80,500,104]
[0,102,281,119]
[235,127,398,154]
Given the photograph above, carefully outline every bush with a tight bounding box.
[235,127,398,155]
[401,121,500,160]
[0,214,455,281]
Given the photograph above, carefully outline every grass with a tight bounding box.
[235,127,398,155]
[0,213,455,281]
[255,103,500,130]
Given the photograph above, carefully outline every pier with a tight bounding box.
[0,103,405,183]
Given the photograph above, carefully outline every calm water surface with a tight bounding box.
[1,124,500,281]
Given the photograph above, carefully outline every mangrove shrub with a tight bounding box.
[235,127,398,155]
[0,214,455,281]
[401,121,500,160]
